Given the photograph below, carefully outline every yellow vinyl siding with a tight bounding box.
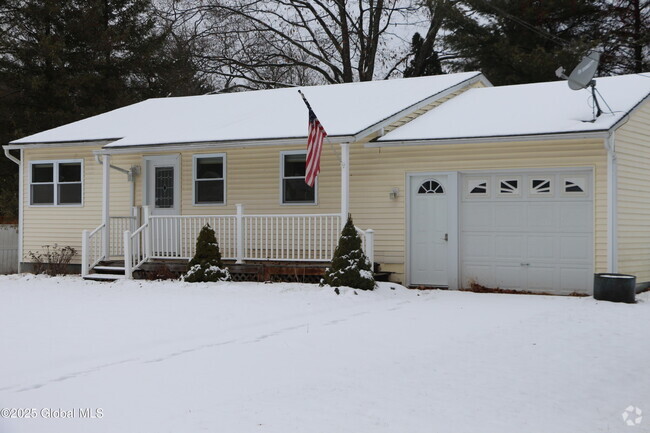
[348,138,608,283]
[22,146,139,263]
[615,99,650,281]
[22,138,609,282]
[23,144,341,264]
[179,144,340,215]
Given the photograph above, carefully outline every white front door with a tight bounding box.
[409,175,449,286]
[145,155,180,256]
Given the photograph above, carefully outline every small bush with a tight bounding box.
[28,244,77,276]
[322,215,375,291]
[182,224,231,282]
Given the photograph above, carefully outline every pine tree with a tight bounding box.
[404,33,444,78]
[0,0,209,220]
[322,215,375,291]
[600,0,649,74]
[182,224,231,282]
[442,0,607,85]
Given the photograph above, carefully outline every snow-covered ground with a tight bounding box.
[0,275,648,433]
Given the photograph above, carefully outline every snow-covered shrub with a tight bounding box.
[321,215,375,291]
[182,224,231,282]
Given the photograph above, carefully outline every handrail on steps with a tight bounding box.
[81,223,106,277]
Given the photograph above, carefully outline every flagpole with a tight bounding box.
[297,90,341,164]
[299,90,347,228]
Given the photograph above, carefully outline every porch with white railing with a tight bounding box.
[83,144,363,280]
[83,204,374,279]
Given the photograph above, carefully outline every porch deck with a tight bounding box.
[82,206,375,281]
[94,259,392,284]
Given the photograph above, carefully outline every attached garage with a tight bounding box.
[389,73,650,294]
[408,169,593,295]
[459,170,593,294]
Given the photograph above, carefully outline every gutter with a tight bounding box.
[367,130,610,147]
[3,140,115,150]
[93,136,356,155]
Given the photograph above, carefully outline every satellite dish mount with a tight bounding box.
[556,50,602,118]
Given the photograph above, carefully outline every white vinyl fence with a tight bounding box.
[0,225,18,274]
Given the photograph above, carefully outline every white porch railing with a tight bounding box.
[356,226,375,267]
[145,213,342,262]
[82,204,374,279]
[242,214,341,261]
[81,223,105,277]
[149,215,238,260]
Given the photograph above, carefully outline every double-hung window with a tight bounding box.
[30,160,83,206]
[193,154,226,205]
[281,151,315,204]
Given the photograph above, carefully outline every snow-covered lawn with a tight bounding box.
[0,275,648,433]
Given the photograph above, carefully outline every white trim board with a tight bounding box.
[192,153,227,207]
[27,159,84,208]
[279,150,318,206]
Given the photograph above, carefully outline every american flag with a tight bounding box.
[299,90,327,187]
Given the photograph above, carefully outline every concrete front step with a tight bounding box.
[83,273,125,281]
[93,266,126,272]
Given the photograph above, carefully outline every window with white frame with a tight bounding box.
[282,152,315,204]
[30,160,82,206]
[193,154,225,204]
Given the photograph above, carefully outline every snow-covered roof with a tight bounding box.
[378,73,650,143]
[10,72,485,148]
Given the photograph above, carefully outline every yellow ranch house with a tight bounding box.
[3,71,650,295]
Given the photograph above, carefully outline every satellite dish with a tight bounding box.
[555,50,603,117]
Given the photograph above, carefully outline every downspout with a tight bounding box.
[3,147,22,273]
[3,147,19,165]
[606,132,617,273]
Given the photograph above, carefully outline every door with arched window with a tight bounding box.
[409,175,448,286]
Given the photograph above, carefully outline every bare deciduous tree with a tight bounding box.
[160,0,422,89]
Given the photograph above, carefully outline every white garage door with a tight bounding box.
[460,170,593,294]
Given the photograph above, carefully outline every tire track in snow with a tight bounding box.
[6,294,418,393]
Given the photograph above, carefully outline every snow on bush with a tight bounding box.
[322,214,375,291]
[182,224,231,283]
